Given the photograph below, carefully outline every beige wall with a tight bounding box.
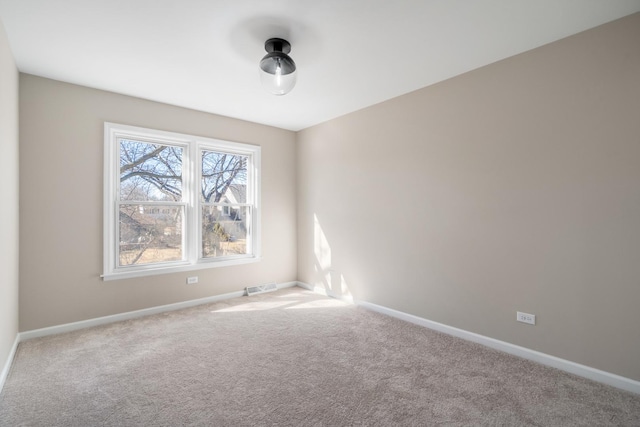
[297,13,640,381]
[0,19,19,373]
[19,75,297,331]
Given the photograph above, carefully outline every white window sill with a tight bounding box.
[102,256,261,281]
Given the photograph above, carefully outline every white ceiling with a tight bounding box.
[1,1,639,131]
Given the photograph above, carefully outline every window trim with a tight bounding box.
[103,122,261,281]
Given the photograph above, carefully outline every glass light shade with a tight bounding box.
[259,67,297,95]
[259,40,297,96]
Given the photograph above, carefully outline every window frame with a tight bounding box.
[103,122,261,281]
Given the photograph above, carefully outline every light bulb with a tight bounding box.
[275,60,282,88]
[259,38,297,96]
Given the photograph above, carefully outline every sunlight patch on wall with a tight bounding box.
[314,214,331,274]
[313,213,352,298]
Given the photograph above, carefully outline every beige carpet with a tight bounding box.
[1,287,639,426]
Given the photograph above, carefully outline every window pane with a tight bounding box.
[119,204,183,266]
[202,205,249,258]
[120,139,182,202]
[201,150,247,204]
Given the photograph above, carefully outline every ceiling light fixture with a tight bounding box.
[259,38,297,96]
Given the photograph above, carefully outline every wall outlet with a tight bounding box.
[186,276,198,285]
[517,311,536,325]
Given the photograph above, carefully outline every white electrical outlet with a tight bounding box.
[186,276,198,285]
[517,311,536,325]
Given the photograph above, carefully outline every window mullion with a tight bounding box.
[187,140,198,264]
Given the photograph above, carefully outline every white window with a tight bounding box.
[103,123,260,280]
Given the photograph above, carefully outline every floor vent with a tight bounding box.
[246,283,278,296]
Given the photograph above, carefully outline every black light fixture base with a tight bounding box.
[264,38,291,54]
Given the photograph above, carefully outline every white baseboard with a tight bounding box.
[295,281,314,291]
[297,281,640,395]
[20,281,299,341]
[0,334,19,394]
[294,282,355,303]
[277,281,300,290]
